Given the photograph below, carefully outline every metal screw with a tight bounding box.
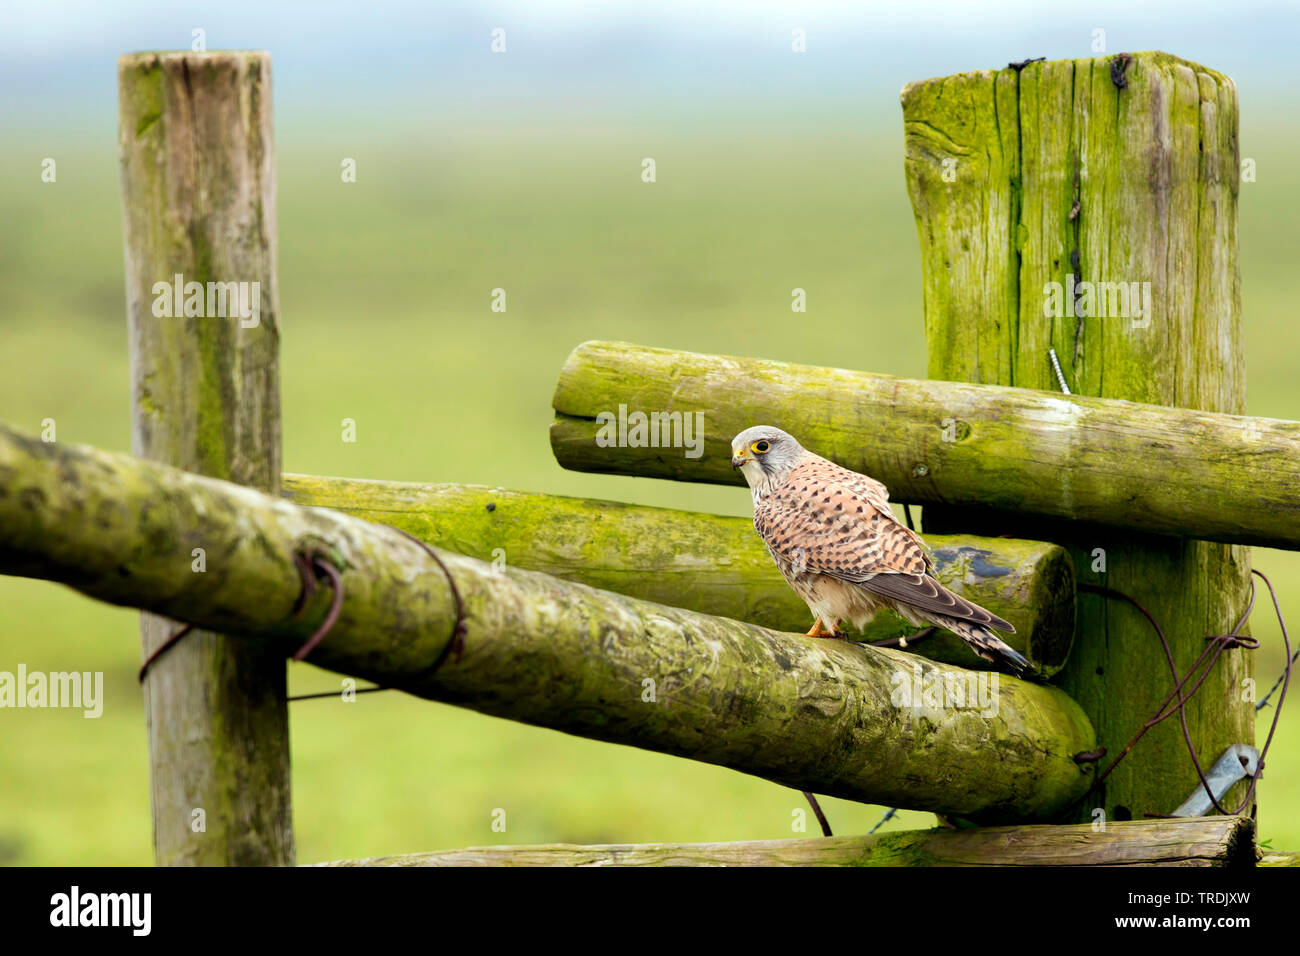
[1048,348,1072,394]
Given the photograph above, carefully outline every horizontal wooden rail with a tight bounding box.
[313,817,1253,867]
[1259,851,1300,867]
[283,474,1075,675]
[0,421,1094,822]
[550,341,1300,550]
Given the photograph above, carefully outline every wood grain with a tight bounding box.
[283,473,1076,675]
[118,50,292,866]
[902,52,1253,823]
[549,340,1299,549]
[0,421,1097,823]
[314,817,1253,867]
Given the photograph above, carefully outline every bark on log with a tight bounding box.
[282,474,1075,675]
[312,816,1254,867]
[549,340,1300,551]
[0,422,1096,822]
[118,50,292,866]
[902,52,1254,823]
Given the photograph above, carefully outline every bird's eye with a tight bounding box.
[752,440,771,453]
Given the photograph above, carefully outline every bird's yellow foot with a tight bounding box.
[806,619,847,639]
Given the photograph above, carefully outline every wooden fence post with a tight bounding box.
[902,53,1252,822]
[118,51,293,864]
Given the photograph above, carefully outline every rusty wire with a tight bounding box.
[136,513,1291,829]
[801,792,833,837]
[865,569,1292,832]
[290,555,345,662]
[1077,568,1291,816]
[138,527,468,697]
[136,623,193,683]
[285,527,468,700]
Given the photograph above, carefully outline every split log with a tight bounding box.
[283,474,1075,675]
[0,422,1095,822]
[313,816,1254,867]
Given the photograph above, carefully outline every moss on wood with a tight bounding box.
[549,340,1300,551]
[313,816,1252,867]
[0,423,1096,822]
[901,52,1253,823]
[118,50,291,866]
[283,473,1075,675]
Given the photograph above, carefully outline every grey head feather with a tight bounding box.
[730,425,811,492]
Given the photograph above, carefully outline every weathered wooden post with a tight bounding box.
[118,51,293,864]
[902,52,1252,822]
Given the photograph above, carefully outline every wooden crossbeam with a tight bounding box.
[550,340,1300,551]
[282,474,1076,676]
[312,817,1255,867]
[0,421,1095,823]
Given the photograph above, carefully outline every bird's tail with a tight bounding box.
[943,619,1032,677]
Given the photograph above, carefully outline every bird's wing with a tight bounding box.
[755,456,1013,633]
[853,570,1014,633]
[754,456,927,577]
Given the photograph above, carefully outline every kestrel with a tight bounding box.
[731,425,1030,676]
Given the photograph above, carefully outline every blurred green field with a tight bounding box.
[2,114,1298,864]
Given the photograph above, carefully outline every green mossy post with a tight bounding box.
[0,423,1097,823]
[283,474,1076,675]
[902,52,1253,823]
[118,51,293,865]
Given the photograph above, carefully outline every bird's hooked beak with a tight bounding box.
[731,447,748,470]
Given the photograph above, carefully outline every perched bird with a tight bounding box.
[731,425,1030,676]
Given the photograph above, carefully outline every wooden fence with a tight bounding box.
[0,48,1288,866]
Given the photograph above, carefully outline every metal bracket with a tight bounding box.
[1170,744,1259,817]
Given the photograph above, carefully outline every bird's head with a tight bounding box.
[730,426,808,489]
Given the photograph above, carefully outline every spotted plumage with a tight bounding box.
[731,425,1030,676]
